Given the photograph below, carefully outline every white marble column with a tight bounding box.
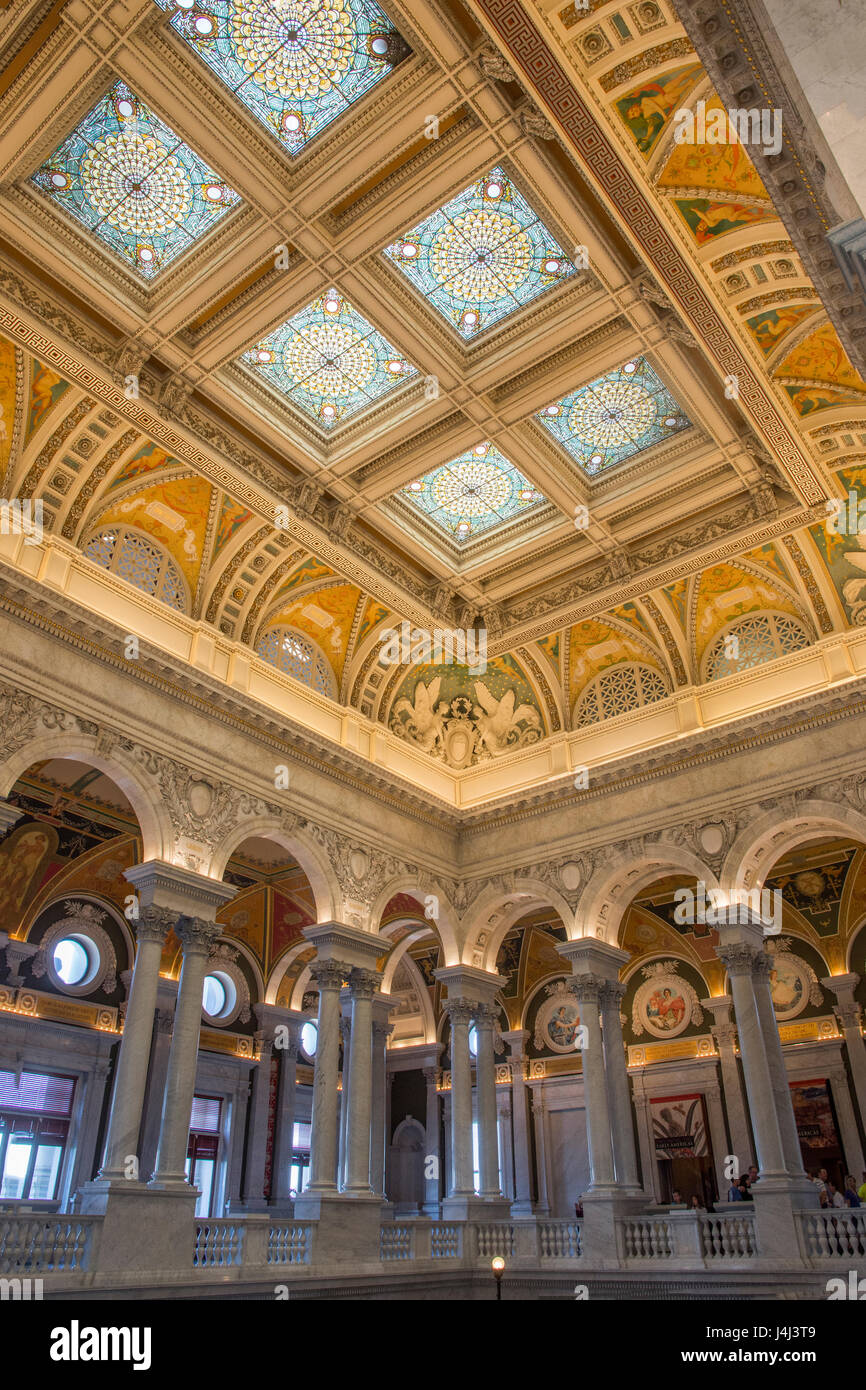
[151,917,221,1187]
[337,1010,351,1188]
[306,959,344,1194]
[473,1002,501,1199]
[752,953,808,1178]
[599,980,641,1192]
[572,976,616,1190]
[138,977,178,1181]
[497,1087,514,1201]
[370,997,393,1200]
[503,1030,535,1215]
[270,1027,300,1208]
[702,994,755,1176]
[531,1090,551,1215]
[823,973,866,1168]
[445,998,475,1198]
[422,1065,441,1214]
[630,1069,660,1202]
[99,907,174,1180]
[345,967,380,1195]
[242,1003,291,1209]
[716,939,788,1179]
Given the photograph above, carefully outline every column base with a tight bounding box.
[441,1195,511,1222]
[579,1186,647,1270]
[292,1192,386,1269]
[510,1199,536,1218]
[78,1180,198,1275]
[750,1174,818,1264]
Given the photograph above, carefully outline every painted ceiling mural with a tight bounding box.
[5,0,866,779]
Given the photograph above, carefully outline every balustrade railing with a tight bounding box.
[431,1223,461,1259]
[268,1222,312,1265]
[700,1212,756,1260]
[380,1224,414,1261]
[0,1215,98,1273]
[798,1209,866,1260]
[473,1224,514,1259]
[538,1220,582,1259]
[193,1221,244,1268]
[620,1215,674,1260]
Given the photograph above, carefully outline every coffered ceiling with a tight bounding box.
[2,0,866,791]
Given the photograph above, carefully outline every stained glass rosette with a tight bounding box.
[537,357,690,474]
[241,287,417,427]
[383,167,575,337]
[154,0,407,154]
[400,443,545,543]
[32,81,241,279]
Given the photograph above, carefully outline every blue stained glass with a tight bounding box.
[399,443,545,544]
[31,81,241,279]
[240,287,418,427]
[383,167,575,337]
[153,0,408,154]
[536,357,691,474]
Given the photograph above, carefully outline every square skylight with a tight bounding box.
[383,167,575,337]
[154,0,409,154]
[536,357,691,474]
[398,443,545,543]
[240,287,418,427]
[32,81,241,279]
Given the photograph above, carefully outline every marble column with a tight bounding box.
[702,994,755,1177]
[99,907,174,1180]
[138,977,178,1181]
[823,973,866,1164]
[716,938,788,1180]
[337,1010,351,1188]
[630,1069,660,1202]
[473,1002,501,1199]
[241,1003,290,1209]
[444,998,475,1198]
[344,967,380,1195]
[151,916,221,1187]
[422,1065,441,1214]
[531,1090,551,1215]
[502,1030,535,1216]
[497,1087,514,1201]
[572,976,616,1190]
[599,980,641,1192]
[305,959,344,1194]
[752,953,808,1178]
[370,997,393,1200]
[269,1014,303,1209]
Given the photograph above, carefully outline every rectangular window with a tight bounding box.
[290,1120,311,1195]
[188,1095,223,1218]
[0,1070,75,1202]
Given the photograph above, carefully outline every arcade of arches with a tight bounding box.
[1,0,866,1300]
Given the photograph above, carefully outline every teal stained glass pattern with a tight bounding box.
[536,357,690,474]
[154,0,408,155]
[240,287,418,427]
[399,444,545,543]
[383,167,575,337]
[32,82,241,279]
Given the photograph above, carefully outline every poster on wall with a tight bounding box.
[650,1093,709,1158]
[789,1079,842,1165]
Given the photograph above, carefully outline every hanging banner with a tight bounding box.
[789,1079,842,1161]
[650,1093,709,1158]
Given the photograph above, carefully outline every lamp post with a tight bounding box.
[491,1255,505,1300]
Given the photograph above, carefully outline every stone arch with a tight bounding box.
[382,936,437,1044]
[0,727,170,862]
[461,879,575,974]
[370,875,460,966]
[575,844,718,946]
[209,815,339,923]
[720,800,866,898]
[264,939,316,1007]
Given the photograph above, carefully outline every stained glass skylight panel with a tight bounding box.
[154,0,409,154]
[383,168,576,337]
[536,357,690,474]
[32,81,241,279]
[241,287,417,427]
[399,444,545,543]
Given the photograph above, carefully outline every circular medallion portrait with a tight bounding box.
[534,991,582,1053]
[633,972,698,1040]
[769,953,809,1021]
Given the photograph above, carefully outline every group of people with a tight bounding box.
[725,1164,760,1202]
[810,1167,865,1209]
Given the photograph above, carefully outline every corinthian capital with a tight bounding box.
[717,944,760,977]
[348,967,381,1000]
[309,959,346,992]
[599,980,626,1011]
[569,974,603,1005]
[177,917,222,954]
[443,998,475,1028]
[137,905,179,946]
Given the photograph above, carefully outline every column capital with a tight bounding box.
[821,972,860,1005]
[752,952,773,982]
[177,916,222,955]
[598,979,626,1010]
[701,993,734,1023]
[347,966,381,1000]
[716,942,761,977]
[137,905,179,946]
[556,937,629,979]
[471,1000,500,1028]
[422,1065,440,1085]
[309,958,346,992]
[568,972,606,1004]
[442,996,476,1027]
